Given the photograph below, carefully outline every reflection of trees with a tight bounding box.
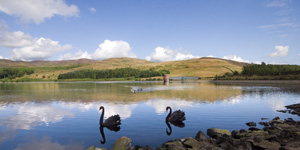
[0,81,243,103]
[211,80,300,96]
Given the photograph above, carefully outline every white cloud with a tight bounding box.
[0,23,34,48]
[0,23,72,61]
[0,55,3,59]
[269,45,289,57]
[265,0,290,8]
[59,50,91,60]
[0,0,79,24]
[222,55,249,63]
[206,55,216,58]
[92,40,136,60]
[11,37,72,61]
[89,7,96,13]
[258,23,299,30]
[145,47,200,62]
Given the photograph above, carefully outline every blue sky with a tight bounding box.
[0,0,299,64]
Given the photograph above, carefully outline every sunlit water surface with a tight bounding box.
[0,81,299,149]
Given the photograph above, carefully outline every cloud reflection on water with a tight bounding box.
[0,130,17,145]
[60,101,137,120]
[146,99,195,115]
[0,102,73,130]
[221,96,242,105]
[13,136,84,150]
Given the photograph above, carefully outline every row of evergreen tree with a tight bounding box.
[0,68,34,79]
[241,63,300,76]
[57,68,170,79]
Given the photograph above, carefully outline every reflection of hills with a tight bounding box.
[0,81,242,103]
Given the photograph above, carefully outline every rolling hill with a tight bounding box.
[0,57,248,80]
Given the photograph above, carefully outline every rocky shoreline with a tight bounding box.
[88,103,300,150]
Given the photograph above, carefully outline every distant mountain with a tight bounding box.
[0,57,248,79]
[0,58,99,67]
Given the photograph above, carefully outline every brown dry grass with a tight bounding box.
[1,57,248,79]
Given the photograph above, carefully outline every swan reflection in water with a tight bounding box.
[99,106,121,144]
[165,106,186,136]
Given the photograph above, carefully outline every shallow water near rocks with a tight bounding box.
[0,81,299,149]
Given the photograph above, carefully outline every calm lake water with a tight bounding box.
[0,81,299,150]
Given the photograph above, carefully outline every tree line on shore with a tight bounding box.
[57,68,170,79]
[0,68,34,79]
[241,63,300,76]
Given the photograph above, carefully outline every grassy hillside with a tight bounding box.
[0,57,247,80]
[157,57,246,78]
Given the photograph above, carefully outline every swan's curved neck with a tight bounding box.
[100,107,104,125]
[166,107,172,119]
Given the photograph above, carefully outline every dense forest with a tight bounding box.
[0,68,34,79]
[241,63,300,76]
[57,68,170,79]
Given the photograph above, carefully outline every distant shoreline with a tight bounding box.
[210,79,300,84]
[1,79,300,84]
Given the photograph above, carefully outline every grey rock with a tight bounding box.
[248,127,261,131]
[246,122,256,127]
[239,129,247,134]
[259,121,270,126]
[207,128,231,138]
[277,110,288,113]
[131,145,153,150]
[183,138,200,148]
[112,136,131,150]
[253,140,281,150]
[231,130,240,139]
[195,130,207,141]
[167,145,185,150]
[272,116,280,121]
[163,140,183,147]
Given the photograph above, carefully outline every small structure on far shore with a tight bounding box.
[163,74,169,83]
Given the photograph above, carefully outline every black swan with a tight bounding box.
[99,106,121,144]
[99,106,121,127]
[165,106,186,135]
[166,106,186,122]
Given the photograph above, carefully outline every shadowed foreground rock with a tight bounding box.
[88,116,300,150]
